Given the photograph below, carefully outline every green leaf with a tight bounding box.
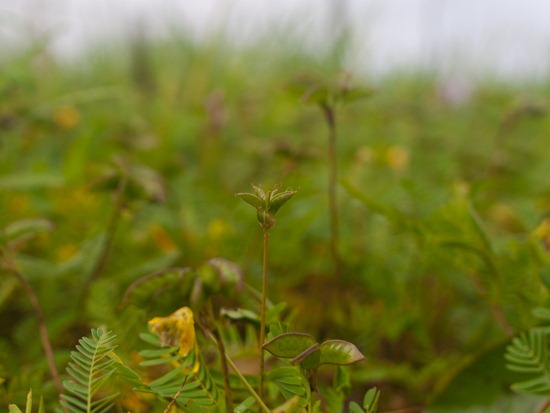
[200,257,243,294]
[334,365,351,393]
[348,401,365,413]
[262,332,316,358]
[362,387,380,413]
[3,218,54,246]
[265,303,288,326]
[270,395,302,413]
[233,396,255,413]
[60,328,121,413]
[533,307,550,321]
[121,267,194,308]
[25,388,32,413]
[8,405,22,413]
[268,190,297,215]
[267,322,292,340]
[506,329,550,395]
[290,344,321,371]
[340,87,373,104]
[319,340,365,366]
[37,396,44,413]
[429,342,530,411]
[220,308,260,324]
[267,367,308,406]
[302,85,330,106]
[236,192,264,209]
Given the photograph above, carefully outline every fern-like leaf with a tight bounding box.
[266,366,308,408]
[138,332,220,411]
[505,328,550,395]
[60,328,120,413]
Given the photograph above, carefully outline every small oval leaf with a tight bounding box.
[4,218,54,244]
[236,192,263,209]
[268,190,297,215]
[319,340,365,366]
[262,332,316,358]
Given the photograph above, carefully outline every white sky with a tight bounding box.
[1,0,549,80]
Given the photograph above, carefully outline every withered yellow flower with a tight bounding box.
[148,307,196,356]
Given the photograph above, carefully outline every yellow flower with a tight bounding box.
[149,225,176,252]
[385,145,409,172]
[148,307,196,356]
[207,219,230,242]
[533,218,550,240]
[53,105,80,129]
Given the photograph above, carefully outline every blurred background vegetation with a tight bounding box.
[3,2,550,412]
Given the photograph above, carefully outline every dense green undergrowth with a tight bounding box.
[3,34,550,412]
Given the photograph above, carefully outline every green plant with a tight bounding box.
[288,73,370,276]
[83,157,165,296]
[0,219,62,395]
[505,308,550,412]
[9,389,45,413]
[59,328,122,413]
[262,327,366,411]
[236,183,296,397]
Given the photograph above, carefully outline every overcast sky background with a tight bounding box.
[1,0,550,81]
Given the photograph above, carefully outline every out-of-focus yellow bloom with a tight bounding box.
[385,145,409,172]
[453,180,471,197]
[207,219,230,242]
[148,307,196,356]
[53,106,80,129]
[8,194,29,214]
[56,244,79,262]
[354,145,373,164]
[533,218,550,240]
[149,225,176,252]
[489,203,524,232]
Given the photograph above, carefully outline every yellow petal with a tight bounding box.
[148,307,196,356]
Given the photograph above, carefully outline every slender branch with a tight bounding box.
[207,333,270,413]
[469,271,513,337]
[3,257,63,394]
[209,311,234,412]
[226,350,271,413]
[85,173,128,291]
[321,103,341,277]
[258,230,269,399]
[162,375,188,413]
[537,397,550,413]
[214,329,233,411]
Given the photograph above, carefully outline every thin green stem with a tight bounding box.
[2,257,63,395]
[162,376,188,413]
[207,301,233,412]
[259,230,269,399]
[84,173,128,296]
[321,103,341,277]
[208,334,270,413]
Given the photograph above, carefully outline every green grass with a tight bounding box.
[2,32,550,411]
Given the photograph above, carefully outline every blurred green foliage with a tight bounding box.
[2,32,550,411]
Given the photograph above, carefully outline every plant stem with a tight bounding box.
[215,333,233,411]
[321,103,341,277]
[83,173,128,296]
[209,335,271,413]
[537,397,550,413]
[259,229,269,399]
[3,260,63,394]
[211,319,233,411]
[162,375,188,413]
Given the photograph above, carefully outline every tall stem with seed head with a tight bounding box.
[236,184,296,400]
